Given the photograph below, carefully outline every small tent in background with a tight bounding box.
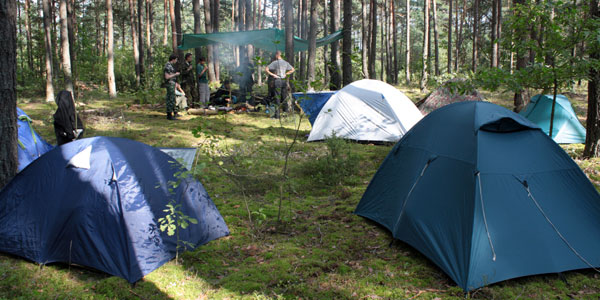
[416,79,484,115]
[0,137,229,283]
[292,91,336,126]
[17,107,54,172]
[307,80,423,142]
[355,101,600,291]
[519,94,586,144]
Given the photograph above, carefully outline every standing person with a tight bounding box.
[164,54,180,120]
[265,51,295,117]
[196,57,210,108]
[181,53,198,106]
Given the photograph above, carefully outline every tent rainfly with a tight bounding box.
[179,28,343,52]
[0,136,229,283]
[355,101,600,291]
[307,79,423,142]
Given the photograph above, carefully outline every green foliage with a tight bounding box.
[158,200,198,237]
[475,1,599,97]
[301,132,360,186]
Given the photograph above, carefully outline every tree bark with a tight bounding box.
[211,0,220,80]
[146,0,153,69]
[420,0,429,91]
[513,0,526,112]
[368,0,377,78]
[491,0,498,68]
[342,0,352,85]
[307,0,319,87]
[447,0,452,73]
[128,0,141,88]
[405,0,410,83]
[391,0,397,84]
[284,0,294,65]
[193,0,202,60]
[67,0,76,90]
[472,0,478,72]
[203,0,216,81]
[299,0,307,81]
[25,0,34,68]
[169,0,177,54]
[362,0,369,78]
[59,0,73,93]
[42,0,55,102]
[585,0,600,158]
[0,0,18,189]
[107,0,117,98]
[455,0,466,71]
[163,0,168,46]
[138,0,145,86]
[432,0,439,76]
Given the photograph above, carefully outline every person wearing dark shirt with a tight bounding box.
[164,54,180,120]
[196,57,210,107]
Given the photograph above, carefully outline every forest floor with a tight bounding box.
[3,84,600,299]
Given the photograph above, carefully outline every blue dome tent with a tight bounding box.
[17,107,54,172]
[355,101,600,291]
[0,137,229,283]
[519,94,586,143]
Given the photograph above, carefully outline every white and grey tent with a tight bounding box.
[307,79,423,142]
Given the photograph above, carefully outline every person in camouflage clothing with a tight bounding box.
[181,53,198,106]
[164,54,180,120]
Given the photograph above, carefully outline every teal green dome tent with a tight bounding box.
[355,101,600,291]
[519,94,586,144]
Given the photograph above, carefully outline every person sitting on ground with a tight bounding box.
[174,82,189,112]
[209,80,237,106]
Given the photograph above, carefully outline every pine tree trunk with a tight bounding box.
[362,0,369,78]
[193,0,202,60]
[368,0,377,78]
[447,0,452,73]
[491,0,498,68]
[138,0,145,86]
[472,0,478,72]
[42,0,55,102]
[67,0,76,91]
[163,0,168,46]
[432,0,439,76]
[455,0,466,72]
[584,0,600,158]
[0,0,18,189]
[342,0,352,85]
[420,0,429,91]
[391,0,397,84]
[169,0,176,54]
[25,0,33,68]
[129,0,140,87]
[299,0,307,81]
[284,0,294,65]
[146,0,153,69]
[107,0,117,98]
[211,0,220,80]
[59,0,73,93]
[405,0,410,84]
[329,0,341,89]
[307,0,318,87]
[513,0,526,112]
[203,0,216,81]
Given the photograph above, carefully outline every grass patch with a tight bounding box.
[5,86,600,299]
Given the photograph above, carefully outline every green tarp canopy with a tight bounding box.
[178,28,342,53]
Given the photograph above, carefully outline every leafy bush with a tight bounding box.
[301,132,359,186]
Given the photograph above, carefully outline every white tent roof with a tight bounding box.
[307,79,423,142]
